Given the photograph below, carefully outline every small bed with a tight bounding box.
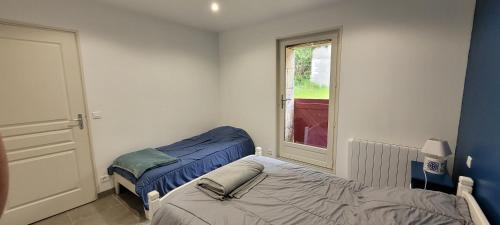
[107,126,255,219]
[149,155,490,225]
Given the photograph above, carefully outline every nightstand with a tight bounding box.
[410,161,454,194]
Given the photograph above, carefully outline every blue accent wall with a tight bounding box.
[454,0,500,224]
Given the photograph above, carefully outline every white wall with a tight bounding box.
[0,0,476,190]
[0,0,220,191]
[219,0,476,178]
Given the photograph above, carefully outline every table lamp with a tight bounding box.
[422,138,452,175]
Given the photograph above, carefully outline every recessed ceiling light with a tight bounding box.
[211,2,219,12]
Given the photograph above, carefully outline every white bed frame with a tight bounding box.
[112,171,195,220]
[114,157,490,224]
[456,176,490,225]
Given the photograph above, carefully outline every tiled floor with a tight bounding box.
[31,190,149,225]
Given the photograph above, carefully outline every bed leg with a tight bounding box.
[113,176,120,195]
[145,191,160,220]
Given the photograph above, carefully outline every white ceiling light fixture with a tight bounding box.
[211,2,220,13]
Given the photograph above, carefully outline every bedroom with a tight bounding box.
[0,0,498,224]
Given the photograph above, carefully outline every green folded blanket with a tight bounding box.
[112,148,178,179]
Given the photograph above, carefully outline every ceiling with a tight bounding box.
[95,0,339,32]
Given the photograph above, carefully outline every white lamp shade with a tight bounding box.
[422,138,452,157]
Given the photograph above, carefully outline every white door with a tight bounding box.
[0,22,96,225]
[278,32,339,169]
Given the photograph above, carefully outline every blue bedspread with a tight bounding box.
[107,126,255,209]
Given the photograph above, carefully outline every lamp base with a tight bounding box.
[423,156,447,175]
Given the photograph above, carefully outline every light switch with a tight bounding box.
[92,111,103,119]
[466,156,472,168]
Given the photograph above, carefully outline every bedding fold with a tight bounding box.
[197,160,265,200]
[111,148,178,179]
[229,172,267,199]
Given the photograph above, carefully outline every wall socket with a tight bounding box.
[100,175,110,183]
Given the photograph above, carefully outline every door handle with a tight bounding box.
[70,114,84,130]
[281,94,292,109]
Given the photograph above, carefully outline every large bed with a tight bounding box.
[149,155,490,225]
[108,126,255,219]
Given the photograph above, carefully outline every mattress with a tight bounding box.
[152,156,473,225]
[107,126,255,209]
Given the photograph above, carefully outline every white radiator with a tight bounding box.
[348,138,424,188]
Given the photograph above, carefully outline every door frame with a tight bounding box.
[0,18,99,196]
[276,29,342,171]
